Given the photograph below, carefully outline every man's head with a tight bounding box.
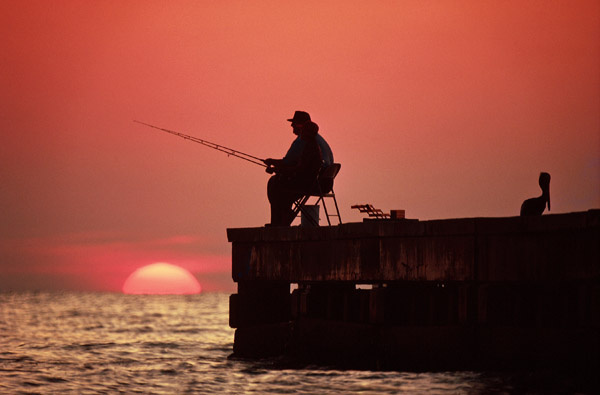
[287,111,311,135]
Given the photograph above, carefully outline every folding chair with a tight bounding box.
[292,163,342,226]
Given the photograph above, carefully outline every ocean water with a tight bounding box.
[0,292,593,394]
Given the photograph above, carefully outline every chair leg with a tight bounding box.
[331,189,342,224]
[318,196,332,226]
[292,195,310,220]
[292,190,342,226]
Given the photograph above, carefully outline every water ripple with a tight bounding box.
[0,292,593,394]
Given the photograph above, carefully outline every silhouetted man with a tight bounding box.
[263,111,334,226]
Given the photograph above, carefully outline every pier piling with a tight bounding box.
[228,210,599,370]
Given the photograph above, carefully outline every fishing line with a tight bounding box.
[134,120,267,167]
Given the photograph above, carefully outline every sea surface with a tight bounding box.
[0,292,594,394]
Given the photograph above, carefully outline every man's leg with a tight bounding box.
[267,175,303,226]
[281,191,303,226]
[267,175,287,225]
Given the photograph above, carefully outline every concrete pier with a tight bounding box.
[227,210,599,370]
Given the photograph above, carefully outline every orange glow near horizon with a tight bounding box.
[122,262,202,295]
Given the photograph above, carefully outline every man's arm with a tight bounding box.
[263,158,293,174]
[263,158,283,167]
[264,136,305,173]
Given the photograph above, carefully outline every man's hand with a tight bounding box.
[263,158,276,166]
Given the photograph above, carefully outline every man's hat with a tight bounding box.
[287,111,311,124]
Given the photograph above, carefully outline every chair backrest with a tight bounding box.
[316,163,341,194]
[320,163,341,180]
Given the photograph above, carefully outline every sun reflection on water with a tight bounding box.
[0,292,591,393]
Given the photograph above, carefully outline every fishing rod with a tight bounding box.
[134,120,267,168]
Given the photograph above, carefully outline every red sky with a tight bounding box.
[1,0,599,293]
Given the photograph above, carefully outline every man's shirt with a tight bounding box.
[282,135,334,167]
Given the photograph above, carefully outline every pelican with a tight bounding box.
[520,172,551,216]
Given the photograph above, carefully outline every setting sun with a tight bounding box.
[122,262,202,295]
